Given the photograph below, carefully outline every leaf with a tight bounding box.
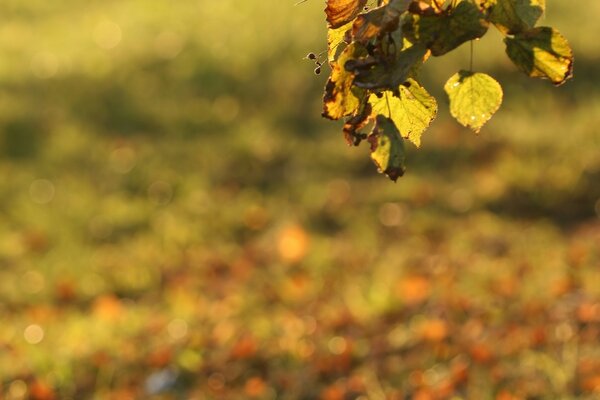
[488,0,546,35]
[408,0,443,15]
[322,43,367,120]
[351,0,411,43]
[404,1,489,56]
[505,26,573,85]
[369,79,437,147]
[444,71,503,133]
[348,44,428,91]
[325,0,368,29]
[327,22,353,63]
[368,115,406,181]
[342,101,372,146]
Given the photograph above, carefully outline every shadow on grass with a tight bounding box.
[1,50,597,227]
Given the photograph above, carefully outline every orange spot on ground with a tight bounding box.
[418,318,448,342]
[29,380,56,400]
[92,294,123,321]
[277,225,310,263]
[231,335,258,360]
[396,275,431,305]
[244,377,267,398]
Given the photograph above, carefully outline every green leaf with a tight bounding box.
[505,27,573,86]
[369,79,437,147]
[322,43,367,120]
[404,1,489,56]
[444,71,503,133]
[368,115,406,181]
[488,0,546,35]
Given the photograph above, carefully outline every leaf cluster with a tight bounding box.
[321,0,573,181]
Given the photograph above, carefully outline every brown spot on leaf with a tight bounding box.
[342,102,372,146]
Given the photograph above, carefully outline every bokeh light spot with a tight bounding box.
[167,318,188,340]
[94,19,122,50]
[328,336,348,355]
[22,270,45,294]
[29,179,55,204]
[24,324,44,344]
[148,181,173,206]
[8,380,27,399]
[207,373,225,391]
[379,202,408,227]
[555,323,574,342]
[154,31,183,59]
[109,146,136,174]
[277,225,309,263]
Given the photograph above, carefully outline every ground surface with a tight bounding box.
[0,1,599,399]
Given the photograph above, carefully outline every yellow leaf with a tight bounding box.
[445,71,503,133]
[369,79,437,147]
[505,26,573,85]
[323,43,366,120]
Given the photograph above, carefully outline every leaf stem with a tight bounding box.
[469,40,474,72]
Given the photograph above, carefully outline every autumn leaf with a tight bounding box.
[505,26,573,85]
[368,115,406,181]
[369,79,437,147]
[445,71,503,133]
[488,0,546,35]
[327,21,353,63]
[404,1,489,56]
[323,43,367,120]
[350,44,428,91]
[351,0,411,43]
[342,100,372,145]
[318,0,573,179]
[325,0,368,29]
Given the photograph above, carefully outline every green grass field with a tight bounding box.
[0,1,599,398]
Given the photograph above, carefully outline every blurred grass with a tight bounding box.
[0,0,599,399]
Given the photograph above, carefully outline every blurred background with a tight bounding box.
[0,0,599,399]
